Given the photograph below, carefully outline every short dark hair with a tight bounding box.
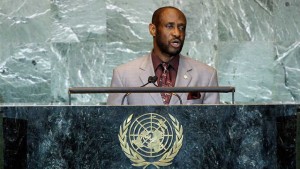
[151,6,185,26]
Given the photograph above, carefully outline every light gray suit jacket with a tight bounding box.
[107,54,220,105]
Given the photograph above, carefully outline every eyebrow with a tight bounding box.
[165,22,186,25]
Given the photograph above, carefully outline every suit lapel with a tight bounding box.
[139,54,164,105]
[170,55,192,104]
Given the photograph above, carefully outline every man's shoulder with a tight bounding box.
[115,54,149,71]
[180,55,216,73]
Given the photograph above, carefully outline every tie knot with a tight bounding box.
[162,62,169,71]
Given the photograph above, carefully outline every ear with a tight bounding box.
[149,23,156,37]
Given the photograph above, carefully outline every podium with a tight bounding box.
[1,104,298,169]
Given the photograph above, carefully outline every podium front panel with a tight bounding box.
[1,105,298,169]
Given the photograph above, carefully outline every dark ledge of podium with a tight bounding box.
[0,104,299,169]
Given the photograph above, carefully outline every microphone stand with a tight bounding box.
[172,93,182,104]
[121,93,130,105]
[121,76,158,105]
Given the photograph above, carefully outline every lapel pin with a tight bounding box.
[184,75,188,79]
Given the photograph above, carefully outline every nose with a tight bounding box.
[172,27,180,37]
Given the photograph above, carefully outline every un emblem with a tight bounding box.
[118,113,183,168]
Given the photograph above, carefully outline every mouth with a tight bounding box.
[170,39,181,48]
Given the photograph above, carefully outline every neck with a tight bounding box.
[152,49,175,63]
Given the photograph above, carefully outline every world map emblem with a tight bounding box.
[118,113,183,168]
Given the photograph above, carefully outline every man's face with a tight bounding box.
[154,8,186,57]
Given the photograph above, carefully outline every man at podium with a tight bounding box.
[107,6,220,105]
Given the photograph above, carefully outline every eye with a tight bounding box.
[166,24,173,29]
[178,25,185,31]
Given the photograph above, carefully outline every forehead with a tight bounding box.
[159,8,186,24]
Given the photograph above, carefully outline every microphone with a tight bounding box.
[141,76,158,87]
[121,76,158,105]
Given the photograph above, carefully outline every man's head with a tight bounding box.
[149,6,187,62]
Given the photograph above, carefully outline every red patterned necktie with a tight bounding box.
[159,62,172,104]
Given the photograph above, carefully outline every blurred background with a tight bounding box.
[0,0,299,105]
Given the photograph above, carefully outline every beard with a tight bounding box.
[155,34,184,57]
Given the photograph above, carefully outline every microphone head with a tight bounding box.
[152,76,158,83]
[148,76,158,83]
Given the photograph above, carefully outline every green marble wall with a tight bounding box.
[0,0,299,104]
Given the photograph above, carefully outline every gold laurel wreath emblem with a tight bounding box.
[118,114,183,169]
